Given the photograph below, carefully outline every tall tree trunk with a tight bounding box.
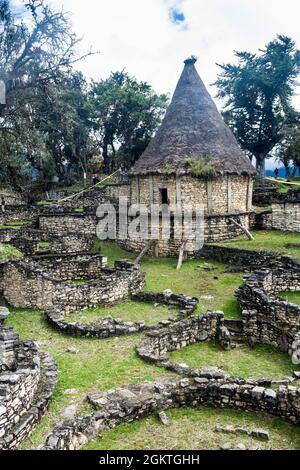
[103,136,109,174]
[285,163,291,178]
[256,154,266,180]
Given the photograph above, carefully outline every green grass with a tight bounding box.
[217,230,300,260]
[6,308,172,450]
[0,219,31,230]
[37,200,54,206]
[0,243,22,260]
[66,301,176,325]
[265,177,300,195]
[169,341,300,379]
[277,291,300,306]
[37,242,50,250]
[97,241,243,320]
[84,407,300,450]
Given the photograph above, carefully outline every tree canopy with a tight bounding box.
[0,0,167,188]
[89,72,168,174]
[214,35,300,177]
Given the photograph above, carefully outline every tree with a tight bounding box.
[89,71,168,173]
[276,124,300,177]
[214,35,300,178]
[33,71,97,181]
[0,0,94,187]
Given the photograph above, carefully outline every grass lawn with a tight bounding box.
[98,241,243,320]
[0,243,22,260]
[66,301,175,325]
[6,308,172,450]
[169,341,300,379]
[84,407,300,451]
[277,291,300,306]
[217,230,300,260]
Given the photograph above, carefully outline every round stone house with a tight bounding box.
[119,57,256,257]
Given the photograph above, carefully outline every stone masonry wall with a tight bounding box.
[39,213,97,236]
[41,374,300,450]
[271,202,300,232]
[137,311,226,365]
[0,259,145,313]
[35,254,108,281]
[130,175,253,215]
[196,244,300,269]
[10,228,95,256]
[237,268,300,359]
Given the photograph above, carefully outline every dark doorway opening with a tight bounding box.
[160,188,169,205]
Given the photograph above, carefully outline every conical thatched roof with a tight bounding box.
[130,57,256,177]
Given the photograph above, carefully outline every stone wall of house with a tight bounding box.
[36,254,108,281]
[10,228,95,256]
[39,213,97,236]
[0,317,57,450]
[46,290,198,339]
[117,213,252,257]
[196,244,299,269]
[0,259,145,313]
[0,209,37,226]
[237,268,300,359]
[130,174,253,215]
[137,311,227,365]
[249,210,273,230]
[41,374,300,450]
[0,342,41,440]
[271,202,300,232]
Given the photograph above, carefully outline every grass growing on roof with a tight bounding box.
[84,407,300,451]
[0,243,22,260]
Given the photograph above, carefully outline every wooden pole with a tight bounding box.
[177,240,188,270]
[135,241,156,265]
[229,218,254,241]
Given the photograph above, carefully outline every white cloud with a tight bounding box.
[10,0,300,170]
[47,0,300,112]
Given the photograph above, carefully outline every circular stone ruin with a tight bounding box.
[237,266,300,362]
[41,373,300,451]
[0,307,57,450]
[46,290,198,338]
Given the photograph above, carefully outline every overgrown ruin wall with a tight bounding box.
[41,373,300,450]
[39,213,97,236]
[237,268,300,359]
[0,312,57,450]
[130,175,253,215]
[271,202,300,232]
[0,259,145,313]
[9,227,95,256]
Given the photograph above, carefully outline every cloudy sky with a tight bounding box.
[47,0,300,103]
[13,0,300,169]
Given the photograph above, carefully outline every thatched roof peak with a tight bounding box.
[130,58,256,177]
[184,56,197,66]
